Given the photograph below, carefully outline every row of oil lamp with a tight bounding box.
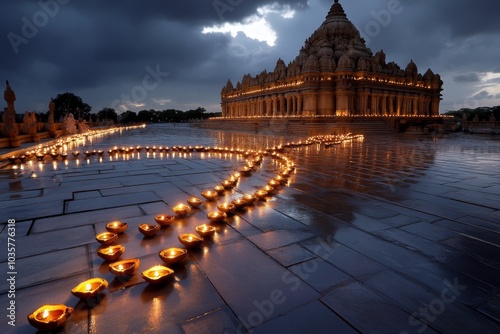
[6,125,146,164]
[26,143,296,332]
[7,143,295,164]
[306,133,365,146]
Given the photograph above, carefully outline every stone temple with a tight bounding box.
[220,0,443,118]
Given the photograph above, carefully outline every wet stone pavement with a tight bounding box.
[0,124,499,334]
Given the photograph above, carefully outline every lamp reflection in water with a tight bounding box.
[159,248,188,265]
[141,265,174,284]
[71,278,108,299]
[178,233,203,248]
[28,304,74,332]
[97,245,125,261]
[108,259,140,276]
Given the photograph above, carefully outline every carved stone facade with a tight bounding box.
[221,0,443,118]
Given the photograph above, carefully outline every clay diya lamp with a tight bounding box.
[268,179,281,188]
[138,223,160,237]
[71,278,108,299]
[141,265,174,284]
[242,194,257,205]
[60,152,68,160]
[231,198,247,210]
[154,214,175,226]
[108,259,140,277]
[214,185,225,194]
[97,245,125,261]
[136,145,143,152]
[84,151,92,158]
[7,156,17,163]
[195,224,216,238]
[263,185,276,194]
[172,203,191,217]
[95,232,118,245]
[187,196,203,208]
[178,233,204,248]
[239,166,252,175]
[201,189,218,201]
[35,152,45,161]
[254,189,269,200]
[97,150,104,156]
[72,151,80,158]
[221,179,234,189]
[274,175,287,185]
[28,304,74,332]
[159,248,187,265]
[105,221,128,234]
[232,172,241,179]
[207,211,227,223]
[217,202,235,214]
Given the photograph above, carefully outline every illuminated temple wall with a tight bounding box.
[220,1,443,118]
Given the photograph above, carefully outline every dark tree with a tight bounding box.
[97,108,118,123]
[52,92,91,121]
[120,110,138,124]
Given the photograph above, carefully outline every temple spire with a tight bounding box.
[326,0,346,20]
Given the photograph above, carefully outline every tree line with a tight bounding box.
[18,92,220,124]
[444,106,500,121]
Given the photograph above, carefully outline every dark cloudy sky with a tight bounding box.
[1,0,500,115]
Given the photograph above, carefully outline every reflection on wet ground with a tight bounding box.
[0,124,499,333]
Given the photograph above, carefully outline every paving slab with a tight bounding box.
[321,281,438,334]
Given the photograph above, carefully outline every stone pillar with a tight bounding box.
[279,94,285,116]
[396,95,403,116]
[272,96,278,117]
[297,95,303,115]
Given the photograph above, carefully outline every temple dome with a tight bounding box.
[301,0,372,65]
[303,54,319,73]
[337,54,353,71]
